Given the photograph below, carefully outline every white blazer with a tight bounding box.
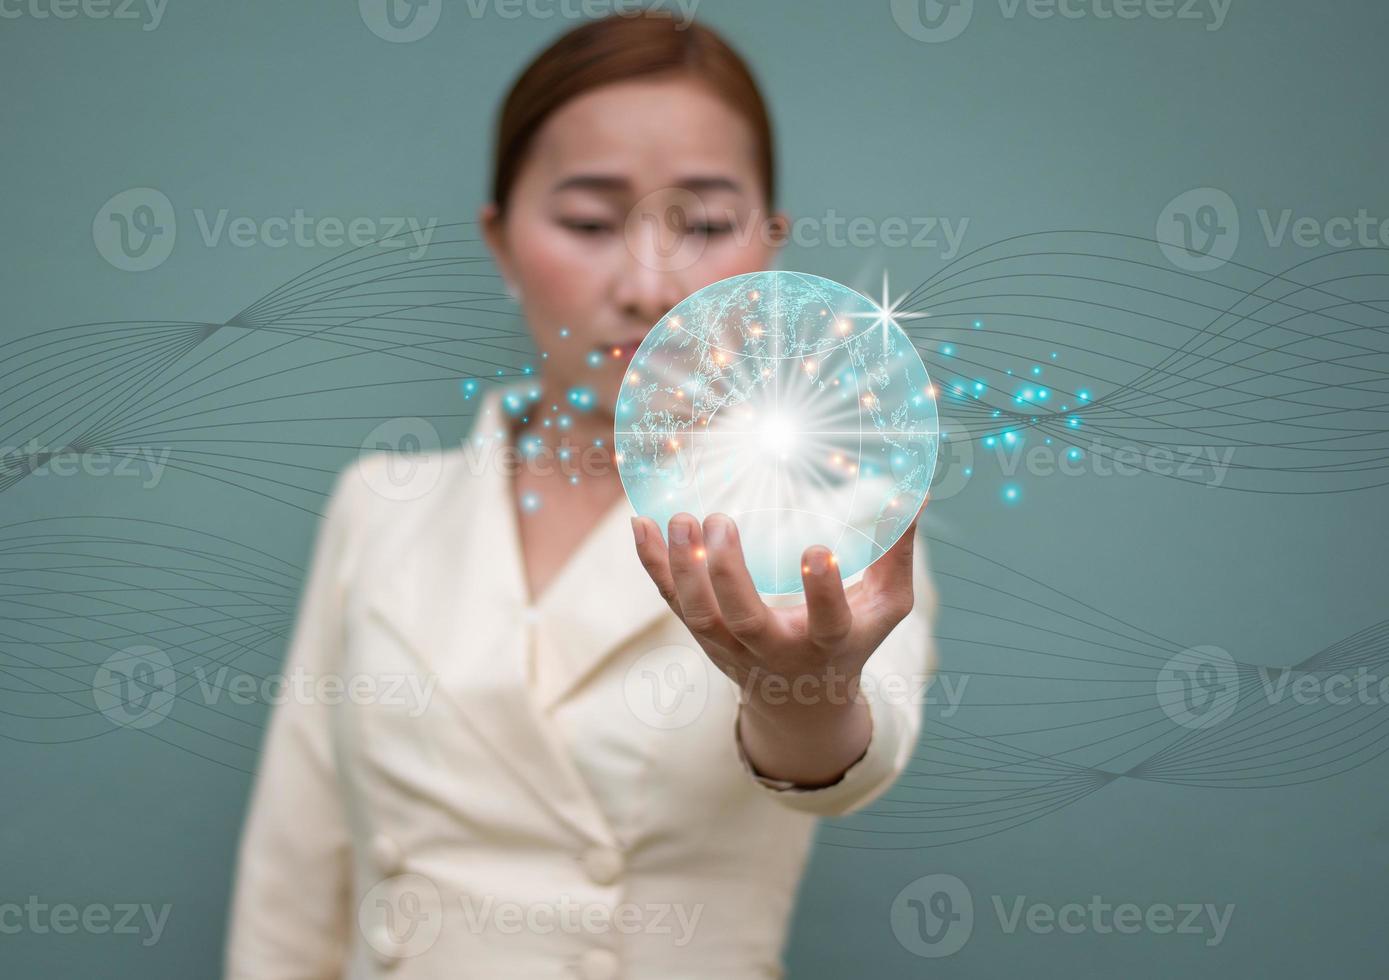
[225,387,937,980]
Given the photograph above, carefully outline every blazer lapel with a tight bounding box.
[529,491,673,713]
[360,388,635,847]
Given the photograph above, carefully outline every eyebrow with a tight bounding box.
[551,174,744,195]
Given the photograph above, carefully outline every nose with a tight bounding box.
[613,219,689,327]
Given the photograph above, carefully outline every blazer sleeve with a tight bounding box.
[733,538,938,818]
[224,465,361,980]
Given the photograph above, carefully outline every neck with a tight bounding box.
[508,378,621,487]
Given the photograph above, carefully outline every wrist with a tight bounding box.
[737,661,865,728]
[736,692,872,787]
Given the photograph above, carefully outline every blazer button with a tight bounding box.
[580,846,624,886]
[370,833,405,875]
[576,948,620,980]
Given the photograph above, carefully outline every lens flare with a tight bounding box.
[615,271,939,594]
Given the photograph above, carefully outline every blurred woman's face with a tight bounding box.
[482,76,785,420]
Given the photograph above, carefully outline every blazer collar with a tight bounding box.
[464,385,673,710]
[362,385,672,842]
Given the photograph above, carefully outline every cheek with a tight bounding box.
[678,231,779,297]
[512,228,611,332]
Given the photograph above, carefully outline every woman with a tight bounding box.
[225,12,936,979]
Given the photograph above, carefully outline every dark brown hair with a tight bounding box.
[490,11,776,210]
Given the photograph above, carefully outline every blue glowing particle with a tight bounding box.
[614,270,939,595]
[567,386,596,411]
[1003,484,1021,503]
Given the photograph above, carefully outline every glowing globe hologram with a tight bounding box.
[615,270,940,595]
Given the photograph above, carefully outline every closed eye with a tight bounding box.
[558,217,617,236]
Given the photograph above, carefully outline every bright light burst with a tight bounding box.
[615,271,940,594]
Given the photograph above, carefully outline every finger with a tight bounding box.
[860,515,920,624]
[702,513,776,645]
[801,545,853,647]
[666,512,740,649]
[630,516,681,612]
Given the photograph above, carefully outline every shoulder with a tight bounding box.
[330,444,480,513]
[317,446,481,558]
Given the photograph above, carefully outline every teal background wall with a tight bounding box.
[2,0,1386,976]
